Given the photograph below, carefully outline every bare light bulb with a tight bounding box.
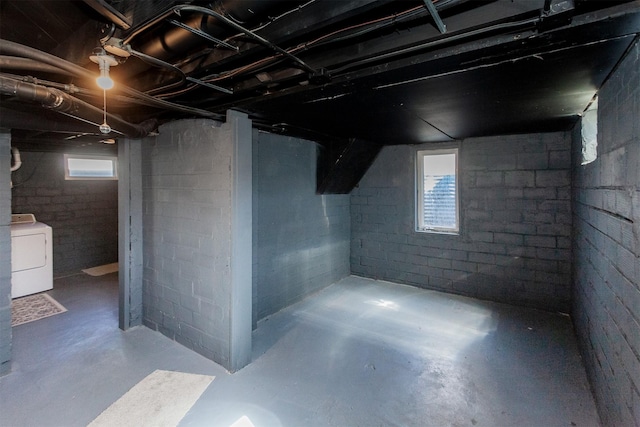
[97,70,114,90]
[90,51,117,90]
[89,50,118,134]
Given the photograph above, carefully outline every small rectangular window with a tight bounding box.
[64,154,118,180]
[416,148,459,234]
[581,97,598,165]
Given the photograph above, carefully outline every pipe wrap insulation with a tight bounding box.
[0,39,221,119]
[0,56,73,76]
[0,75,157,138]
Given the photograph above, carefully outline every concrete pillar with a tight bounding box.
[118,138,143,330]
[227,110,252,371]
[141,112,252,372]
[0,130,12,375]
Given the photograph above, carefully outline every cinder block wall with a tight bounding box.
[572,40,640,426]
[0,132,12,375]
[351,133,572,312]
[252,131,350,326]
[142,119,231,365]
[142,118,252,369]
[11,152,118,274]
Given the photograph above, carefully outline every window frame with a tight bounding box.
[64,154,118,180]
[415,147,460,235]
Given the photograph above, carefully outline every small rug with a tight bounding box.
[11,293,67,326]
[88,370,214,427]
[82,262,119,276]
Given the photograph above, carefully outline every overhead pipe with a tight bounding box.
[106,1,295,82]
[0,75,157,138]
[124,47,233,95]
[0,71,185,111]
[0,56,73,76]
[0,39,220,119]
[175,5,315,73]
[10,147,21,172]
[332,15,542,75]
[119,3,315,73]
[123,0,292,45]
[0,107,111,134]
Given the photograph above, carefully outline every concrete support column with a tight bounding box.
[141,112,252,372]
[227,110,252,371]
[118,138,143,330]
[0,130,12,375]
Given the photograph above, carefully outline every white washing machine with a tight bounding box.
[11,214,53,299]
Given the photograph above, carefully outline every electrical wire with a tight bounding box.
[152,2,435,98]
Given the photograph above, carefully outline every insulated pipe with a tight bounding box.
[0,76,157,138]
[0,39,219,119]
[10,147,21,172]
[0,56,73,76]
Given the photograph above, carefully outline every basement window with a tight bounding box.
[581,98,598,165]
[64,154,118,180]
[416,148,459,234]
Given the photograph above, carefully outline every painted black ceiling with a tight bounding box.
[1,0,639,155]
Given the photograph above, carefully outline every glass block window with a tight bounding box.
[416,148,459,234]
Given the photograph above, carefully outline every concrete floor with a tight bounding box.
[0,274,600,427]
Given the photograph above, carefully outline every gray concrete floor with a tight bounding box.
[0,274,600,427]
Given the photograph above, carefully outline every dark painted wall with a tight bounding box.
[572,40,640,426]
[142,117,252,371]
[10,151,118,274]
[351,133,572,313]
[252,131,351,325]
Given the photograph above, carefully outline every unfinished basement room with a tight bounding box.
[0,0,638,426]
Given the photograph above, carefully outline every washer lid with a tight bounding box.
[11,213,36,224]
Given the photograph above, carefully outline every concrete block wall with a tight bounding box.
[252,131,350,325]
[10,152,118,274]
[142,117,252,370]
[351,132,572,312]
[572,39,640,427]
[0,131,12,375]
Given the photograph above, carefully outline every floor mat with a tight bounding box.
[82,262,119,276]
[11,293,67,326]
[88,370,214,427]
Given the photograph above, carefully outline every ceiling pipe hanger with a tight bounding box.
[422,0,447,34]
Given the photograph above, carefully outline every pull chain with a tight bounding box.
[99,89,111,134]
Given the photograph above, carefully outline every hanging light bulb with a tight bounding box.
[89,49,118,90]
[97,66,114,90]
[89,49,118,134]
